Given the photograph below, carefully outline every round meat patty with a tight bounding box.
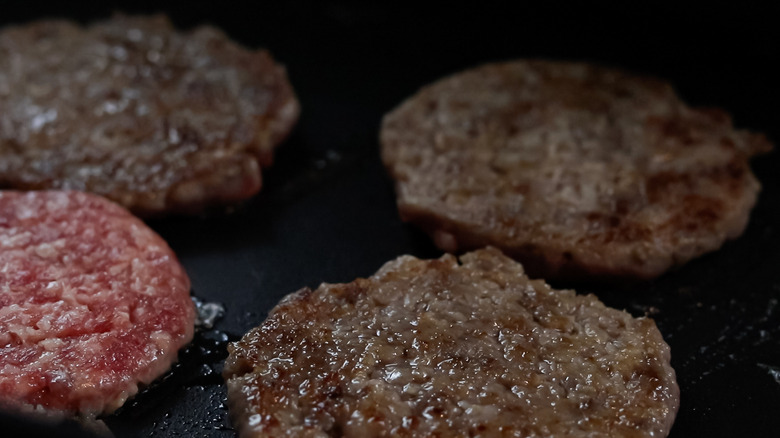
[381,60,772,281]
[0,15,299,216]
[0,190,195,415]
[224,248,679,437]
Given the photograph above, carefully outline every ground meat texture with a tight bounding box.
[224,248,679,437]
[380,60,772,281]
[0,15,299,216]
[0,191,195,415]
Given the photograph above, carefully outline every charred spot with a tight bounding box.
[709,158,750,194]
[425,99,439,114]
[488,162,507,176]
[327,386,343,399]
[511,181,531,195]
[657,117,683,137]
[562,251,574,262]
[586,212,601,222]
[613,85,634,98]
[725,159,746,180]
[615,198,632,215]
[646,171,689,201]
[328,423,344,437]
[266,415,280,428]
[104,89,121,100]
[177,124,205,148]
[480,356,496,367]
[405,154,422,168]
[648,156,749,204]
[633,364,662,388]
[680,195,723,230]
[335,281,367,305]
[596,217,652,243]
[2,138,24,154]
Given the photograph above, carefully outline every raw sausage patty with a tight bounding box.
[381,60,772,280]
[224,248,679,437]
[0,191,195,415]
[0,15,299,216]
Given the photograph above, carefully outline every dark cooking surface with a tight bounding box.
[2,2,779,437]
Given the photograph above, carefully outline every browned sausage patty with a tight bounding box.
[381,60,772,281]
[0,15,299,216]
[224,248,679,437]
[0,191,195,415]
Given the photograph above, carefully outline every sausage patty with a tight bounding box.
[224,248,679,437]
[0,191,195,415]
[0,15,299,216]
[381,60,772,280]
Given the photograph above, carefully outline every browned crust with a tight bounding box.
[0,15,300,216]
[380,60,772,281]
[224,248,679,437]
[397,166,760,282]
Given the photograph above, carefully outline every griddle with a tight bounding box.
[2,2,779,437]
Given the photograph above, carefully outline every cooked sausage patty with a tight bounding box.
[0,191,195,415]
[0,15,299,216]
[381,60,772,280]
[224,248,679,437]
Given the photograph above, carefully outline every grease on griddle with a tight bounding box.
[193,297,226,330]
[106,294,234,421]
[148,388,232,435]
[675,295,780,390]
[757,363,780,385]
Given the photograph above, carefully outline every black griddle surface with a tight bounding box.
[2,2,779,437]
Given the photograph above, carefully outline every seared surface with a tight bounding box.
[0,191,195,415]
[381,60,772,280]
[0,15,299,216]
[224,248,679,437]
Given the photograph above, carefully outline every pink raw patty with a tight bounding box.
[0,190,195,415]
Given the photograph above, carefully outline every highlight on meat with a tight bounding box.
[0,15,299,216]
[224,248,679,437]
